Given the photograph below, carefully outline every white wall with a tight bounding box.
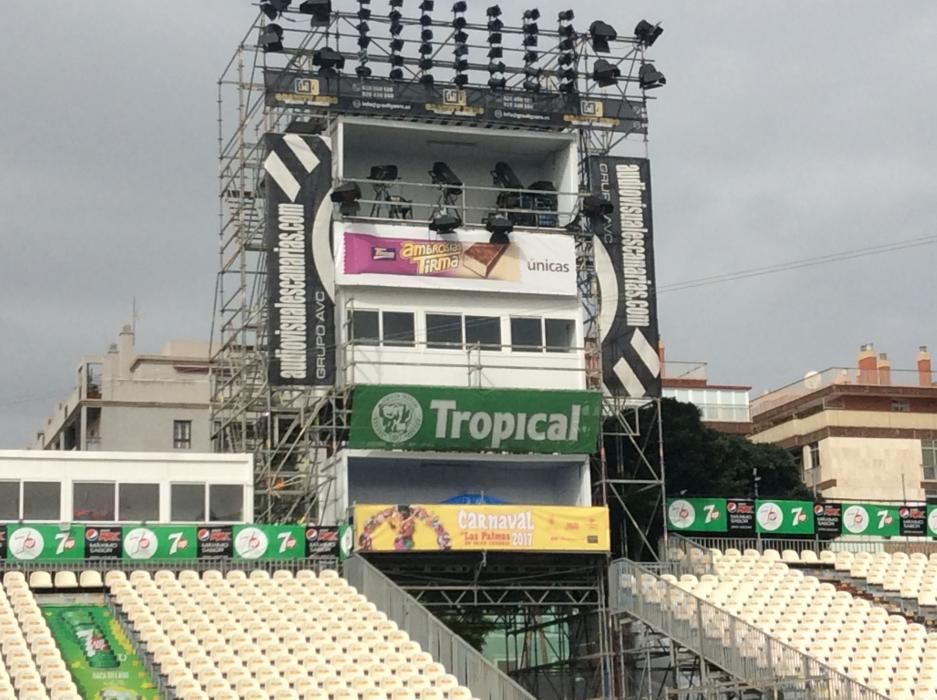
[99,406,209,452]
[814,437,925,501]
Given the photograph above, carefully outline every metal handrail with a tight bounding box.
[608,558,889,700]
[679,534,937,556]
[344,554,536,700]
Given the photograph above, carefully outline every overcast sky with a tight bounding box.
[1,1,935,448]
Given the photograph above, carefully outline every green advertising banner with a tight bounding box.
[755,500,814,535]
[666,498,728,533]
[929,505,937,538]
[841,503,901,537]
[233,524,305,560]
[6,525,84,562]
[349,385,602,453]
[122,526,198,561]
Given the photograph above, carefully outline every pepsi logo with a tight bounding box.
[197,528,210,541]
[727,502,737,513]
[306,528,319,542]
[86,529,99,541]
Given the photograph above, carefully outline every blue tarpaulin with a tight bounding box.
[442,493,508,504]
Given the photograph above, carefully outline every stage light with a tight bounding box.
[356,21,370,34]
[430,213,461,234]
[452,0,467,11]
[330,182,362,216]
[558,50,574,65]
[559,67,576,82]
[489,230,511,245]
[389,8,402,21]
[389,53,405,66]
[523,8,540,21]
[313,46,345,71]
[523,78,541,92]
[634,19,663,46]
[558,81,576,94]
[419,0,435,9]
[487,18,503,32]
[260,24,284,52]
[452,16,467,30]
[390,37,405,51]
[260,0,290,20]
[488,32,502,44]
[389,0,403,6]
[421,28,433,40]
[589,20,617,53]
[454,58,469,72]
[523,34,538,47]
[592,58,620,87]
[454,30,469,43]
[488,76,506,89]
[487,46,503,59]
[638,62,666,89]
[523,51,538,64]
[390,22,404,35]
[492,161,523,189]
[430,161,462,188]
[420,13,432,25]
[420,73,435,85]
[389,67,404,79]
[299,0,331,24]
[486,212,513,245]
[558,37,574,53]
[358,34,371,48]
[419,42,434,54]
[356,64,373,77]
[487,61,505,74]
[558,9,573,21]
[453,74,469,87]
[487,4,501,17]
[357,7,371,18]
[582,195,613,218]
[454,44,469,57]
[419,57,434,69]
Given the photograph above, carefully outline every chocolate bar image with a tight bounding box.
[463,243,508,278]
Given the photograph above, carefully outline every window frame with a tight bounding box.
[425,313,465,350]
[348,309,380,346]
[923,440,937,481]
[170,482,207,522]
[381,310,416,347]
[464,315,503,351]
[118,483,160,522]
[173,419,193,450]
[22,481,61,522]
[509,316,545,352]
[72,481,117,522]
[0,480,20,521]
[544,317,576,353]
[208,484,245,523]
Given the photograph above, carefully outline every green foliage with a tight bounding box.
[436,607,499,652]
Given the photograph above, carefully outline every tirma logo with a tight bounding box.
[371,392,423,444]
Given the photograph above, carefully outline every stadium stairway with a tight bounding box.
[0,558,533,700]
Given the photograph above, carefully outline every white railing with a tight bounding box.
[608,558,889,700]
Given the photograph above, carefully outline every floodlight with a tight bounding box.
[389,0,403,6]
[634,19,663,46]
[389,9,402,22]
[522,34,538,47]
[299,0,331,23]
[330,182,362,216]
[420,73,435,85]
[430,161,462,188]
[452,16,467,30]
[492,161,523,189]
[639,62,666,89]
[559,37,575,52]
[358,35,371,48]
[489,230,510,245]
[488,32,502,44]
[488,76,506,89]
[486,5,501,17]
[486,212,513,244]
[559,67,576,82]
[454,57,469,71]
[453,74,469,87]
[454,30,469,43]
[558,80,576,94]
[389,53,405,66]
[558,24,574,38]
[356,64,373,77]
[523,78,540,92]
[558,9,573,21]
[430,213,461,234]
[487,18,503,32]
[419,42,433,54]
[390,37,405,51]
[452,0,467,12]
[357,7,371,19]
[487,46,503,59]
[420,13,432,25]
[523,8,540,21]
[260,24,284,52]
[389,67,404,79]
[592,59,620,87]
[419,57,434,69]
[260,0,290,19]
[589,20,617,52]
[454,44,469,57]
[356,21,370,33]
[390,22,404,35]
[487,61,505,74]
[419,0,435,9]
[582,194,613,218]
[558,49,574,65]
[421,28,433,40]
[523,51,538,64]
[313,46,345,70]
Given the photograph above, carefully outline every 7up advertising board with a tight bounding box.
[840,504,900,537]
[666,498,728,533]
[349,385,602,454]
[233,525,304,560]
[6,525,83,561]
[122,526,197,561]
[755,500,814,535]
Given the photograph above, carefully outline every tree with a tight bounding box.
[605,398,811,561]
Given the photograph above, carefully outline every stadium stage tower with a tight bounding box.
[212,1,665,696]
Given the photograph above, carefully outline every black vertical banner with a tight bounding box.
[587,156,661,398]
[263,132,336,386]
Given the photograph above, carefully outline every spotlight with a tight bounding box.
[486,4,501,17]
[487,61,505,73]
[330,182,362,216]
[487,46,503,59]
[634,19,663,47]
[454,57,469,72]
[454,44,469,57]
[390,22,404,35]
[523,78,541,92]
[592,59,620,87]
[489,230,511,245]
[419,42,434,54]
[299,0,331,23]
[356,21,370,33]
[420,13,432,25]
[488,32,502,44]
[638,62,666,89]
[558,50,574,65]
[260,24,284,52]
[522,33,538,47]
[558,37,574,52]
[313,46,345,71]
[389,0,403,6]
[356,64,373,77]
[558,24,575,39]
[557,9,573,21]
[390,37,405,51]
[492,161,523,189]
[559,67,576,82]
[389,53,405,66]
[389,68,404,79]
[421,28,433,40]
[420,73,435,85]
[430,161,462,192]
[419,57,434,69]
[589,20,617,53]
[358,34,371,48]
[523,8,540,21]
[486,212,513,244]
[389,8,402,21]
[487,18,503,32]
[582,194,613,218]
[488,76,506,89]
[452,16,467,30]
[454,30,469,43]
[260,0,290,20]
[558,80,576,94]
[453,74,469,87]
[430,213,461,234]
[523,50,538,64]
[357,7,371,18]
[452,0,467,11]
[419,0,435,9]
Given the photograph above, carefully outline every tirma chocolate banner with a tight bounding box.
[337,223,576,296]
[354,504,610,553]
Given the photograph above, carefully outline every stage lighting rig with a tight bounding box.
[331,182,363,216]
[260,24,284,53]
[638,62,666,89]
[430,213,461,234]
[355,0,372,76]
[634,19,663,47]
[592,59,620,87]
[486,213,513,244]
[589,20,617,53]
[260,0,290,20]
[418,0,436,85]
[522,9,541,91]
[557,8,576,93]
[452,0,469,88]
[299,0,331,24]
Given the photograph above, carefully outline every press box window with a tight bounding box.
[465,316,502,350]
[73,482,115,521]
[23,482,60,520]
[173,420,192,449]
[426,314,463,349]
[349,310,380,346]
[171,483,205,521]
[209,484,244,522]
[119,483,160,522]
[510,318,543,351]
[545,319,575,352]
[0,481,19,520]
[382,311,415,347]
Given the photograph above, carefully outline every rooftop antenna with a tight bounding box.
[132,297,140,335]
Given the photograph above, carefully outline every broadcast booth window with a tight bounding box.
[209,484,244,522]
[171,483,205,521]
[73,482,115,521]
[119,483,160,521]
[426,313,464,349]
[0,481,19,520]
[349,310,380,346]
[465,316,502,350]
[23,481,60,521]
[510,317,544,352]
[545,318,575,352]
[382,311,415,347]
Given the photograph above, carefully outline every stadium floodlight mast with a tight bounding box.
[260,23,285,52]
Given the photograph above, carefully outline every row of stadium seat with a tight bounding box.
[833,551,937,607]
[669,549,937,699]
[110,568,477,700]
[1,572,79,700]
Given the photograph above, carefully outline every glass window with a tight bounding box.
[0,482,19,520]
[924,440,937,481]
[119,483,160,522]
[465,316,502,350]
[171,483,205,521]
[808,443,821,471]
[349,310,380,345]
[23,482,60,520]
[426,314,463,349]
[73,482,115,521]
[209,485,244,522]
[382,311,415,347]
[173,420,192,449]
[545,318,575,352]
[892,399,910,413]
[510,318,543,351]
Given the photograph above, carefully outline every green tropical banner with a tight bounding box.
[43,604,159,699]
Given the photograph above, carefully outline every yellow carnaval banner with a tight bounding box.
[354,504,610,553]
